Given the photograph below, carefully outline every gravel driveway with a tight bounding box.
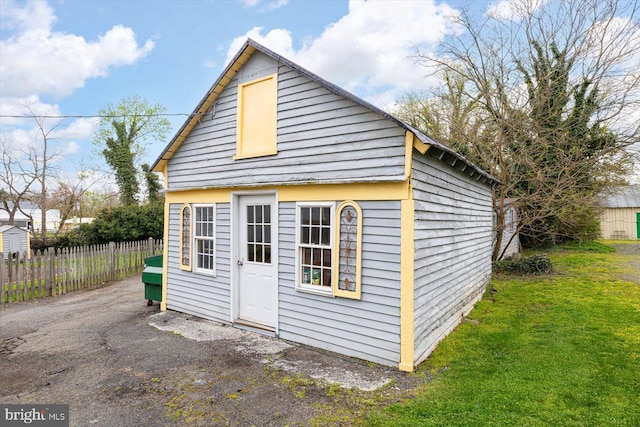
[0,276,419,426]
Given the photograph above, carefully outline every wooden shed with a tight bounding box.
[151,39,499,371]
[0,225,30,258]
[599,185,640,240]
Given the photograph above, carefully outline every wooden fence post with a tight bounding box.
[1,254,5,304]
[109,242,116,282]
[21,251,28,301]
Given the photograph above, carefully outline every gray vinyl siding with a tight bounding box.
[278,201,402,368]
[165,203,231,322]
[412,153,493,365]
[166,51,407,190]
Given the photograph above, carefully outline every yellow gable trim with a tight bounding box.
[152,45,256,172]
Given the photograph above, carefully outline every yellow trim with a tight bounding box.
[179,205,192,271]
[234,73,278,160]
[164,181,410,204]
[399,197,415,372]
[405,131,414,178]
[413,134,431,155]
[153,45,257,172]
[160,197,170,312]
[26,233,31,259]
[333,201,362,299]
[161,164,168,190]
[232,150,278,160]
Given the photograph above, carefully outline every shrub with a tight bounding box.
[51,202,164,248]
[494,254,553,275]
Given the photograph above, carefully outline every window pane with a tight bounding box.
[311,227,319,244]
[322,207,330,226]
[256,225,263,243]
[302,247,311,264]
[301,226,310,244]
[264,205,271,223]
[256,244,263,263]
[302,266,311,284]
[247,206,254,223]
[264,225,271,243]
[311,268,321,285]
[311,207,320,225]
[323,249,331,267]
[323,269,331,286]
[248,225,254,242]
[321,227,330,245]
[301,207,310,225]
[256,205,263,222]
[312,248,321,266]
[248,244,255,262]
[264,245,271,263]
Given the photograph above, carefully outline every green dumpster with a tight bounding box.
[142,254,163,306]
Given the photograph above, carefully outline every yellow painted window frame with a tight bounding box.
[333,201,362,300]
[179,204,192,271]
[233,73,278,160]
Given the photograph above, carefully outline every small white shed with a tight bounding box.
[0,225,30,257]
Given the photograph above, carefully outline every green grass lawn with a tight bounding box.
[366,242,640,426]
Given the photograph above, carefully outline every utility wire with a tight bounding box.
[0,113,201,119]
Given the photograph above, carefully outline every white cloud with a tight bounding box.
[486,0,548,22]
[241,0,261,7]
[0,95,61,126]
[264,0,289,12]
[227,0,461,108]
[241,0,289,12]
[0,0,155,99]
[0,0,56,32]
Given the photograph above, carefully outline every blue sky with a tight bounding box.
[1,0,637,187]
[0,0,494,178]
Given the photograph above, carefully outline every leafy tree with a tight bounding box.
[142,163,162,204]
[402,0,638,255]
[94,95,171,206]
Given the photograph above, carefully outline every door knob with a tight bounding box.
[237,259,244,266]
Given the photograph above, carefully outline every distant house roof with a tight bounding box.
[152,38,499,187]
[600,185,640,208]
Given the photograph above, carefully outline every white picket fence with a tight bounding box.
[1,238,162,305]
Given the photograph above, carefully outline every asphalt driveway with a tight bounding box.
[0,275,419,426]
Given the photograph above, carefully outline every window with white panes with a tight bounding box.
[194,205,215,274]
[297,204,333,292]
[246,204,272,264]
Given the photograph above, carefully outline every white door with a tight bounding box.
[237,194,277,328]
